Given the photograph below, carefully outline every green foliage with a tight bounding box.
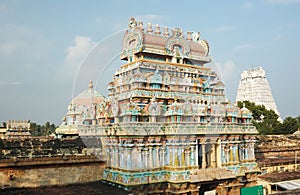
[274,116,300,135]
[30,121,57,136]
[238,101,300,135]
[237,101,281,135]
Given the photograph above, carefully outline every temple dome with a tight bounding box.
[225,104,241,118]
[72,80,104,106]
[66,81,105,125]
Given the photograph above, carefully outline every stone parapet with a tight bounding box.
[57,123,258,137]
[0,138,86,159]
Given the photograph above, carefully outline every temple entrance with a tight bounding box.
[198,141,213,168]
[197,138,220,169]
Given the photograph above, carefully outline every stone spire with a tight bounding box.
[88,80,94,90]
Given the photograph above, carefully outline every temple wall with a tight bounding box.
[0,137,105,189]
[0,156,105,189]
[0,137,87,159]
[255,135,300,175]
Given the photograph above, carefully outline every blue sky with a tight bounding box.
[0,0,299,124]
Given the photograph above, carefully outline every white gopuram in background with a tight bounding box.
[235,67,282,122]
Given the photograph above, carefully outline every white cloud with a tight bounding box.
[243,2,254,9]
[0,4,12,13]
[0,24,49,61]
[56,31,123,97]
[275,33,285,40]
[24,63,33,70]
[0,40,27,56]
[0,81,22,87]
[134,14,167,24]
[215,25,235,32]
[55,35,97,85]
[210,60,239,101]
[286,23,299,28]
[265,0,300,3]
[233,43,255,52]
[64,35,96,66]
[215,61,237,82]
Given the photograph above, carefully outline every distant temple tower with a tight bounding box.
[235,67,281,121]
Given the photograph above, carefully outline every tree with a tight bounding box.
[238,101,300,135]
[30,121,57,136]
[274,116,300,134]
[237,101,280,135]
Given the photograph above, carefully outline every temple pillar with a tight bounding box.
[163,147,166,166]
[152,146,156,167]
[225,145,230,163]
[127,147,132,169]
[250,142,255,160]
[244,144,249,160]
[159,147,165,166]
[111,146,115,167]
[138,146,143,169]
[120,147,125,168]
[146,148,150,168]
[155,146,159,167]
[195,139,199,166]
[174,145,179,166]
[166,144,170,166]
[186,149,190,166]
[180,146,185,166]
[234,144,239,162]
[184,149,188,166]
[211,144,216,168]
[202,143,206,169]
[171,145,175,166]
[113,146,117,167]
[107,146,111,166]
[149,146,153,168]
[178,146,182,166]
[252,143,255,160]
[116,148,120,167]
[239,143,243,161]
[216,140,222,167]
[190,145,195,166]
[229,144,233,162]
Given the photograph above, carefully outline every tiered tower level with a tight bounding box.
[57,18,259,194]
[235,67,281,121]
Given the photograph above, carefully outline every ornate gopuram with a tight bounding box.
[99,18,259,194]
[56,18,260,194]
[236,67,282,122]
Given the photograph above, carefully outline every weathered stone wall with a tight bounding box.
[0,156,105,189]
[255,135,300,176]
[255,135,300,160]
[0,137,105,189]
[0,137,87,159]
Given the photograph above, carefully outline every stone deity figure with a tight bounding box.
[192,32,201,42]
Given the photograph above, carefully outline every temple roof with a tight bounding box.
[121,17,211,63]
[72,81,104,105]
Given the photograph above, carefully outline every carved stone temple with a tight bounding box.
[56,18,260,194]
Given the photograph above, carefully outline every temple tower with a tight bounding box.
[99,18,259,194]
[235,67,281,121]
[56,17,260,194]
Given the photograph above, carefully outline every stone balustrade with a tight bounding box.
[58,123,257,137]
